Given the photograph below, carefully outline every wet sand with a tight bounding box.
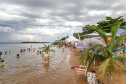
[69,48,87,84]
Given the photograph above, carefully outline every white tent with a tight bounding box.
[65,35,80,43]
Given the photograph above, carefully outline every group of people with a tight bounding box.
[20,48,36,52]
[0,46,49,67]
[3,51,11,55]
[0,52,5,67]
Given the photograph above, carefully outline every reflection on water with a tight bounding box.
[0,43,71,84]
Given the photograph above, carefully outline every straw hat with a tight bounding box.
[44,54,48,57]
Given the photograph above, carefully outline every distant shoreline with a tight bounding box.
[0,42,51,44]
[20,42,51,43]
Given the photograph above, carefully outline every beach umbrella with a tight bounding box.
[76,38,106,48]
[76,39,90,48]
[100,39,105,44]
[89,38,106,46]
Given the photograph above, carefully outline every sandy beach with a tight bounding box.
[68,48,87,84]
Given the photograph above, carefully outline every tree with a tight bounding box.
[82,25,94,34]
[41,44,55,54]
[97,16,126,32]
[81,21,126,82]
[61,36,69,40]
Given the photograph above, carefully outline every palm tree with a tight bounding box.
[81,21,126,82]
[41,44,55,54]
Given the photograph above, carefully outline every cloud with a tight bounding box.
[0,0,126,42]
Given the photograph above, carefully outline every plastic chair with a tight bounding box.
[76,63,88,82]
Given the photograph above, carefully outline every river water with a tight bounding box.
[0,43,71,84]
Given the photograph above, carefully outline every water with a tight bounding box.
[0,43,71,84]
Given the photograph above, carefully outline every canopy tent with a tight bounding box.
[81,33,120,38]
[65,35,80,43]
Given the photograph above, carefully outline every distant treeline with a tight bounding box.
[20,42,50,43]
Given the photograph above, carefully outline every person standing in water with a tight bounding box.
[42,54,49,64]
[1,60,5,67]
[0,52,3,60]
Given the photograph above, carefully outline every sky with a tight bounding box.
[0,0,126,42]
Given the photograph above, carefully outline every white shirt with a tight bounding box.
[0,55,3,58]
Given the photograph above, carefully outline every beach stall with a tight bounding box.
[66,35,80,43]
[65,35,80,46]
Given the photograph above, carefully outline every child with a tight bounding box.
[1,60,5,67]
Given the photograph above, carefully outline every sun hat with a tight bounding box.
[44,54,48,57]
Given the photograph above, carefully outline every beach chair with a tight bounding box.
[76,62,88,82]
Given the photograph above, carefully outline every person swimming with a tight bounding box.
[9,51,11,54]
[20,49,23,52]
[16,54,20,58]
[37,50,39,54]
[5,51,7,54]
[33,48,35,51]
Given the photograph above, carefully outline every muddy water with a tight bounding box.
[0,43,71,84]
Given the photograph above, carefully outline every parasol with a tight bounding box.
[76,39,90,48]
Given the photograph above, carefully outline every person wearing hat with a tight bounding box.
[42,54,49,64]
[1,60,5,67]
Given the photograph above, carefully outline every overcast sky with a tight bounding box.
[0,0,126,42]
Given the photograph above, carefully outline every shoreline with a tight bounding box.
[68,48,87,84]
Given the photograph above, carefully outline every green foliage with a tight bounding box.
[61,36,69,40]
[82,25,94,34]
[82,21,126,81]
[41,44,55,54]
[98,58,124,79]
[97,16,126,32]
